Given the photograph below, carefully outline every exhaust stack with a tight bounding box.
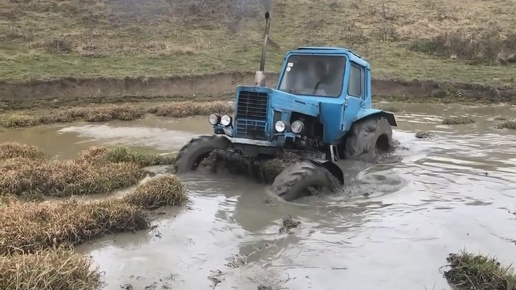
[255,11,270,87]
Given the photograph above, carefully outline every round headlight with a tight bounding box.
[275,121,286,133]
[221,115,232,126]
[208,113,220,125]
[291,120,304,134]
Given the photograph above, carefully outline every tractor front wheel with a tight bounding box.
[174,135,231,173]
[271,160,340,202]
[343,115,394,163]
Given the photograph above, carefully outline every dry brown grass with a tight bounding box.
[0,142,47,161]
[0,157,144,198]
[0,174,188,256]
[0,142,188,289]
[148,101,233,118]
[0,173,187,289]
[442,116,476,125]
[0,142,179,198]
[124,174,188,210]
[0,101,233,128]
[496,120,516,130]
[409,25,516,65]
[78,146,176,167]
[0,198,147,255]
[0,247,101,290]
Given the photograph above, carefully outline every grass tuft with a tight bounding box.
[0,101,234,128]
[92,146,176,167]
[0,142,178,198]
[442,116,476,125]
[0,247,102,290]
[0,174,188,256]
[0,198,147,255]
[149,101,233,117]
[0,157,143,198]
[123,174,188,209]
[443,251,516,290]
[496,120,516,130]
[0,142,47,161]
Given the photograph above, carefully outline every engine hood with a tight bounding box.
[236,85,320,117]
[268,89,320,117]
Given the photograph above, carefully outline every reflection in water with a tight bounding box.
[2,102,516,289]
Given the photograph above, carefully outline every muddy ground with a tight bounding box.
[1,101,516,289]
[1,72,515,111]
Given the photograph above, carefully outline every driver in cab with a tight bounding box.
[312,60,332,96]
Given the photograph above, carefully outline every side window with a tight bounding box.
[348,63,364,98]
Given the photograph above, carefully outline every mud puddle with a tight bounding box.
[2,102,516,290]
[0,115,211,159]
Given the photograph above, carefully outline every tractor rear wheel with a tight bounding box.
[343,115,394,163]
[271,160,340,201]
[174,135,231,173]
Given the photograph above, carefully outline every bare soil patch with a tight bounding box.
[0,73,515,113]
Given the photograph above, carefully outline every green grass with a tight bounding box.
[444,251,516,290]
[1,0,516,85]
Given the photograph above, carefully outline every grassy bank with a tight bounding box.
[0,142,176,198]
[0,247,101,290]
[0,172,188,288]
[0,101,233,128]
[1,0,516,86]
[0,174,187,256]
[444,251,516,290]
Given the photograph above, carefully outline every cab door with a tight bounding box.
[341,61,366,132]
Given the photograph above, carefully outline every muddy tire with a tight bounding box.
[174,135,231,173]
[271,160,339,201]
[343,115,394,163]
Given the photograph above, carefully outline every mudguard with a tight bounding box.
[354,108,398,127]
[309,159,344,185]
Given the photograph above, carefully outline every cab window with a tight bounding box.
[278,55,346,98]
[348,63,364,98]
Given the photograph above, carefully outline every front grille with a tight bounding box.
[235,119,267,140]
[236,91,268,121]
[234,91,269,140]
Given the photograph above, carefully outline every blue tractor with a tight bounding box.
[174,12,397,201]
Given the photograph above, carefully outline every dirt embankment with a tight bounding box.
[1,72,515,110]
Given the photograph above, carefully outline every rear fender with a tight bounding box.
[309,159,344,185]
[354,108,397,127]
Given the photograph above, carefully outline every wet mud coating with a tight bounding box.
[2,102,516,290]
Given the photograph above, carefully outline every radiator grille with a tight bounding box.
[236,91,268,121]
[234,91,269,140]
[235,120,267,140]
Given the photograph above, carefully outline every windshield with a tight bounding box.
[278,55,346,97]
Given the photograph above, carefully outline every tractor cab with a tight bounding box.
[275,47,371,106]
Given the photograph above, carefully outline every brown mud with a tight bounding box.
[2,101,516,289]
[1,72,515,111]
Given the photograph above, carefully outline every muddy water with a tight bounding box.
[2,102,516,290]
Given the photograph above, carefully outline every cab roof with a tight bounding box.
[286,46,369,68]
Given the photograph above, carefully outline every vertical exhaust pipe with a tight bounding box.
[255,11,270,87]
